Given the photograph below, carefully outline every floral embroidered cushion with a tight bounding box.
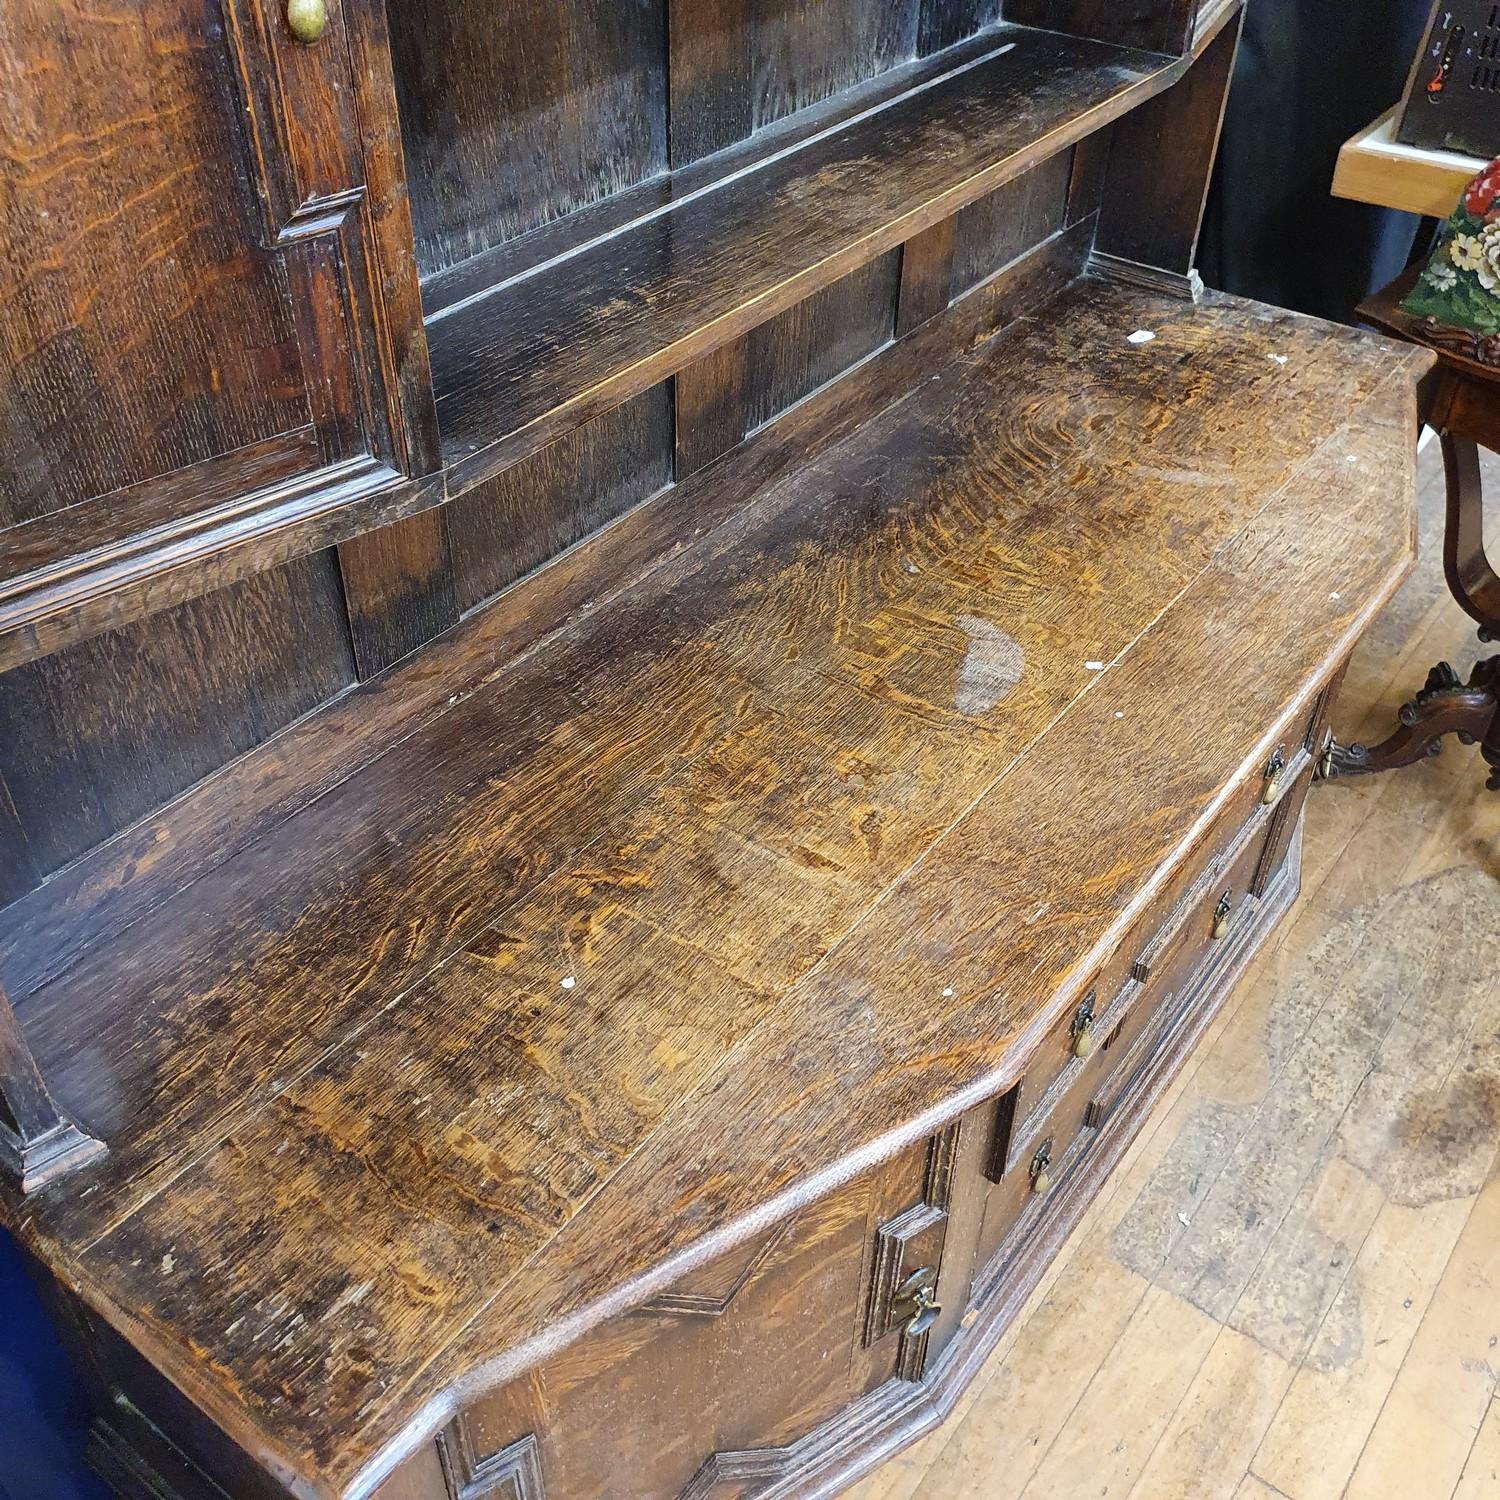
[1401,157,1500,334]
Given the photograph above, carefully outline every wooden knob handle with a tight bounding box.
[287,0,327,43]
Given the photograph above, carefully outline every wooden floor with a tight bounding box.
[850,440,1500,1500]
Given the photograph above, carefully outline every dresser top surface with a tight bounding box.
[2,280,1429,1497]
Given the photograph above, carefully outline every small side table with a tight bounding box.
[1324,111,1500,791]
[1324,269,1500,790]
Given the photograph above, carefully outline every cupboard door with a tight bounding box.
[414,1134,959,1500]
[0,0,435,666]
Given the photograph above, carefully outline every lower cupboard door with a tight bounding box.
[399,1132,959,1500]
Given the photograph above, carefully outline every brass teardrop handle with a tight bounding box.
[287,0,327,44]
[1212,891,1234,941]
[1071,991,1097,1060]
[1262,745,1286,806]
[1030,1138,1054,1196]
[891,1267,941,1338]
[1317,730,1337,781]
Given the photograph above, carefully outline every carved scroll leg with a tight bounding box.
[1440,434,1500,640]
[0,982,105,1193]
[1324,658,1500,788]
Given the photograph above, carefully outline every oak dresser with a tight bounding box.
[0,2,1432,1497]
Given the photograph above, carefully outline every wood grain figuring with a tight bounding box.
[427,28,1180,493]
[450,1150,928,1500]
[847,446,1500,1500]
[0,551,355,884]
[949,147,1074,298]
[740,252,902,432]
[0,283,1428,1498]
[0,217,1087,1006]
[919,0,1003,55]
[0,0,308,525]
[387,0,669,278]
[0,11,1223,678]
[675,253,900,477]
[336,510,459,678]
[897,221,958,338]
[418,25,1051,320]
[751,0,921,130]
[668,0,753,165]
[447,386,675,618]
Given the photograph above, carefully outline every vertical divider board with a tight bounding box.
[1092,5,1243,296]
[0,979,105,1194]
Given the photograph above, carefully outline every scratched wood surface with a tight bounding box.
[428,29,1178,492]
[847,442,1500,1500]
[0,279,1428,1496]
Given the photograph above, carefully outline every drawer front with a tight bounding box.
[973,728,1320,1279]
[1008,716,1321,1128]
[412,1133,957,1500]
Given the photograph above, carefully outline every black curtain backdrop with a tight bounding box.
[1200,0,1434,321]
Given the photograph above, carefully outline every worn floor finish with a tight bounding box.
[849,443,1500,1500]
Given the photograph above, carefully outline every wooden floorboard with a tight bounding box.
[847,440,1500,1500]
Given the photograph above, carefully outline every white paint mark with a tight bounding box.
[1085,661,1105,672]
[1127,329,1156,345]
[955,615,1024,715]
[1268,353,1289,365]
[561,976,576,990]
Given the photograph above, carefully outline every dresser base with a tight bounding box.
[85,825,1303,1500]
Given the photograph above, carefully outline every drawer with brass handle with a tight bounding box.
[1004,728,1319,1131]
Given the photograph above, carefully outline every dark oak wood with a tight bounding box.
[427,30,1182,494]
[0,9,1434,1498]
[0,980,104,1193]
[336,512,461,679]
[0,552,356,885]
[1093,5,1242,298]
[0,2,1228,682]
[0,214,1090,1001]
[0,278,1429,1499]
[388,0,669,278]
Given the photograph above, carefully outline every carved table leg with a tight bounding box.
[1324,657,1500,789]
[1441,433,1500,640]
[1324,432,1500,790]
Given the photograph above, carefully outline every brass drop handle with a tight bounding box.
[1262,745,1286,806]
[891,1267,942,1339]
[1030,1138,1054,1196]
[1212,891,1234,941]
[1071,991,1097,1060]
[1317,731,1337,781]
[287,0,327,43]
